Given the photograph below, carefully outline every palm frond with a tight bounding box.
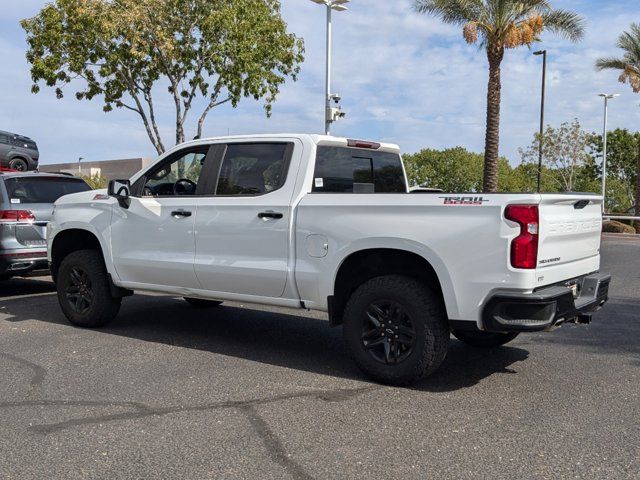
[540,9,585,42]
[595,57,630,72]
[413,0,480,25]
[616,23,640,64]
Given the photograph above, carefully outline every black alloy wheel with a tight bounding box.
[361,300,417,365]
[64,266,94,314]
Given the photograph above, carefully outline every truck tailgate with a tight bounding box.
[537,195,602,274]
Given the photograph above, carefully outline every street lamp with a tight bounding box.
[598,93,620,214]
[309,0,349,135]
[78,156,84,174]
[533,50,547,192]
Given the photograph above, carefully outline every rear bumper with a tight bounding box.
[482,272,611,333]
[0,250,49,277]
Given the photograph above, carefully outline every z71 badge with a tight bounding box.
[440,196,489,206]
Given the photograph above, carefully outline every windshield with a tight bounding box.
[5,177,90,204]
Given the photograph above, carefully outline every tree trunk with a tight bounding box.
[483,47,504,193]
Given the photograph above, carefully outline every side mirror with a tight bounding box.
[108,179,131,208]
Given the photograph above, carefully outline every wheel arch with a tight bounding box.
[50,228,106,281]
[329,247,451,326]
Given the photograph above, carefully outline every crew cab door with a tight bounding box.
[193,141,299,298]
[110,145,215,289]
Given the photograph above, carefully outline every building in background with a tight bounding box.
[39,158,152,181]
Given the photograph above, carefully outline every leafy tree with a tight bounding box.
[413,0,584,192]
[404,146,529,192]
[519,119,591,192]
[588,129,640,210]
[404,147,483,191]
[78,173,108,189]
[509,162,559,193]
[21,0,305,154]
[596,23,640,231]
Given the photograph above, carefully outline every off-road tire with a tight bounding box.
[56,249,121,328]
[184,297,223,307]
[343,275,449,386]
[452,330,519,348]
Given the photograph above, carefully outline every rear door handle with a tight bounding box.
[258,211,283,220]
[171,209,192,218]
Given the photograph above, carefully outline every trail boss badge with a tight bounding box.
[440,196,489,206]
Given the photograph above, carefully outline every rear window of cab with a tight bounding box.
[313,146,405,193]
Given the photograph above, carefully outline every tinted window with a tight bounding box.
[143,149,207,197]
[5,177,90,204]
[313,146,406,193]
[216,143,290,196]
[0,134,8,145]
[10,137,37,150]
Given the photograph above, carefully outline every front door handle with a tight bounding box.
[171,209,192,218]
[258,211,283,220]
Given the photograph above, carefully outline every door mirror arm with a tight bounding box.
[108,179,132,209]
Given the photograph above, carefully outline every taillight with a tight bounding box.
[0,210,36,222]
[505,205,539,269]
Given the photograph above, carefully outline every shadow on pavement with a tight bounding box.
[1,292,530,392]
[0,276,56,299]
[528,297,640,361]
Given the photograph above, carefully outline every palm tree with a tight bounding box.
[596,24,640,233]
[596,24,640,94]
[414,0,584,192]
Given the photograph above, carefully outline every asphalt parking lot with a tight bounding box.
[1,235,638,479]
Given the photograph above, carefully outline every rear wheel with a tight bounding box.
[56,250,121,328]
[343,275,449,386]
[184,297,223,308]
[8,158,28,171]
[452,330,519,348]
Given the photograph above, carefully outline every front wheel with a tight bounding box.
[452,330,519,348]
[56,250,121,328]
[342,275,449,386]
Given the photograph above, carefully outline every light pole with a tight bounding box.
[309,0,349,135]
[534,50,547,192]
[78,156,84,174]
[598,93,620,214]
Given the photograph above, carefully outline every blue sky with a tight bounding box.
[1,0,639,165]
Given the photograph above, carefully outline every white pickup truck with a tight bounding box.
[48,134,610,385]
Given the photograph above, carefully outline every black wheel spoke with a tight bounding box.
[64,266,93,314]
[364,336,386,349]
[365,311,381,328]
[69,269,83,286]
[360,300,416,366]
[361,327,381,341]
[368,304,387,321]
[383,341,392,363]
[398,325,415,337]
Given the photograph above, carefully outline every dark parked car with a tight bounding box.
[0,171,91,280]
[0,130,40,171]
